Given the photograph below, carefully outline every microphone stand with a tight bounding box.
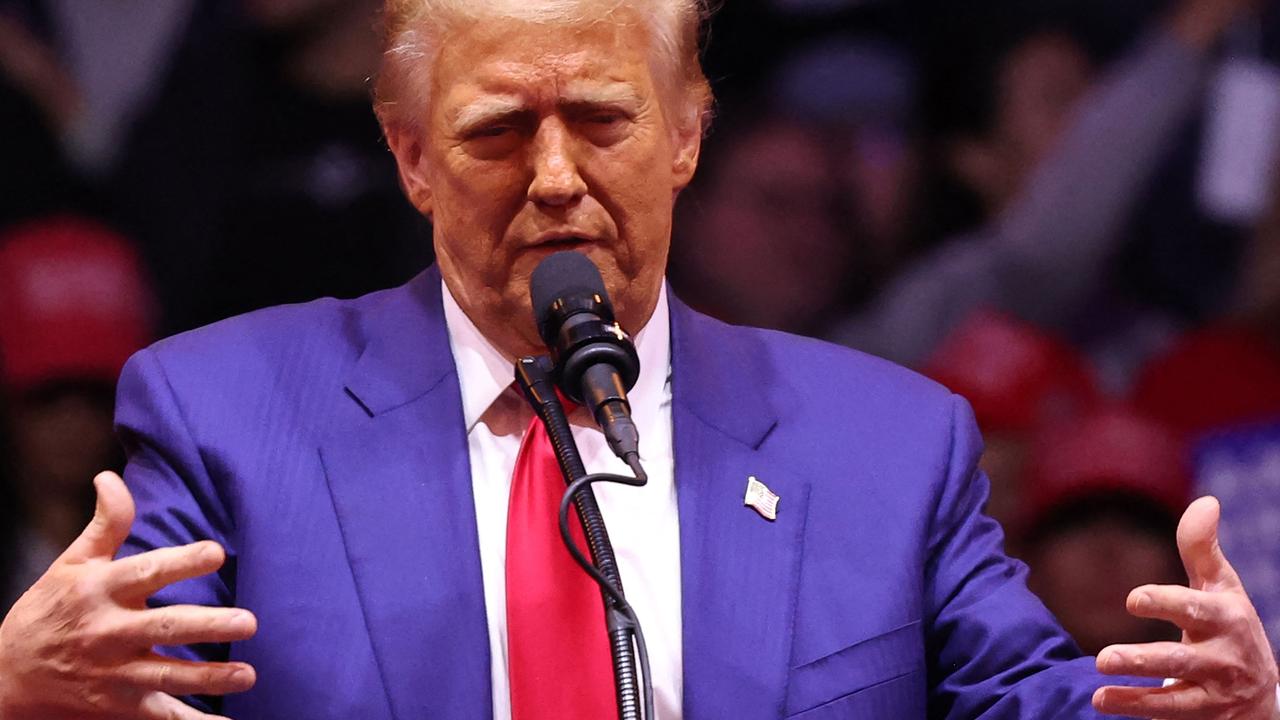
[515,356,652,720]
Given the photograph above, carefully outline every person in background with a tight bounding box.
[921,309,1101,541]
[826,0,1255,368]
[1134,165,1280,439]
[109,0,432,334]
[773,39,920,283]
[1134,137,1280,662]
[1020,406,1189,657]
[0,217,154,610]
[671,39,920,334]
[671,110,859,333]
[0,11,84,227]
[0,0,198,178]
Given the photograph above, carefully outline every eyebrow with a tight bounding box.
[451,94,527,136]
[560,82,642,109]
[450,83,643,135]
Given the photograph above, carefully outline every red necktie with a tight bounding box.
[506,411,616,719]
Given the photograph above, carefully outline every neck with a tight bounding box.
[282,1,383,101]
[442,275,663,363]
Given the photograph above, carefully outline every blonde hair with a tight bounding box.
[373,0,714,134]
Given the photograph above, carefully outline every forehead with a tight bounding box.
[430,14,658,110]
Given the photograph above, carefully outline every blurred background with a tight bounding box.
[1,0,1278,661]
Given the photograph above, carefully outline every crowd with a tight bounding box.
[1,0,1278,663]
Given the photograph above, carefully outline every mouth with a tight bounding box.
[526,232,602,251]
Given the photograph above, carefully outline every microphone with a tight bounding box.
[529,251,644,478]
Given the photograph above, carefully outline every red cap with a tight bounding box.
[923,309,1102,434]
[1133,324,1280,437]
[0,216,155,392]
[1022,406,1190,529]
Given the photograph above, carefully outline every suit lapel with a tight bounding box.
[671,298,811,719]
[320,269,492,720]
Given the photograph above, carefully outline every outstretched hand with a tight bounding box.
[1094,496,1279,720]
[0,472,257,720]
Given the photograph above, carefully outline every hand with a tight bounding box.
[0,472,258,720]
[0,14,81,132]
[1093,496,1280,720]
[1168,0,1260,51]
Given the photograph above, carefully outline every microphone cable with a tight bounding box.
[516,356,654,720]
[558,472,655,720]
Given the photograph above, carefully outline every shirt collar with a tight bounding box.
[442,279,671,434]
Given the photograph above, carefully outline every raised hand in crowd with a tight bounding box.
[0,14,80,135]
[1168,0,1261,49]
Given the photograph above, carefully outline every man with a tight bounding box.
[0,216,155,610]
[827,0,1248,370]
[0,2,1277,719]
[108,0,432,334]
[1018,407,1190,657]
[921,310,1102,539]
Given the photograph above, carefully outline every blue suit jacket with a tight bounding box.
[117,266,1130,719]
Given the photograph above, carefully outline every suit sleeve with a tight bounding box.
[114,347,236,712]
[924,394,1153,719]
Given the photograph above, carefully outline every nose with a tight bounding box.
[527,119,587,207]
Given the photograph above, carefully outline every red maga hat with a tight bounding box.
[923,309,1101,434]
[0,216,155,392]
[1022,406,1190,529]
[1134,324,1280,438]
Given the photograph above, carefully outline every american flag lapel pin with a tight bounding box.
[744,476,780,521]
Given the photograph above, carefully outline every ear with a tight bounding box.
[948,137,1006,209]
[671,109,704,192]
[384,122,434,216]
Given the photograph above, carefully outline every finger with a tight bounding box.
[138,691,234,720]
[120,654,256,696]
[1096,642,1210,680]
[106,542,226,601]
[1125,584,1231,635]
[1093,682,1214,719]
[112,605,258,648]
[1176,496,1242,592]
[62,472,136,564]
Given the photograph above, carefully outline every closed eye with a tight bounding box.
[470,124,516,139]
[564,100,635,125]
[585,112,626,125]
[456,108,535,141]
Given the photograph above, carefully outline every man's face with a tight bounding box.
[387,12,700,358]
[997,33,1091,179]
[978,433,1030,539]
[682,119,852,333]
[1027,514,1183,656]
[8,382,118,497]
[951,32,1092,216]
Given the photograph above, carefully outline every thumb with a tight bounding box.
[62,471,136,563]
[1176,495,1241,591]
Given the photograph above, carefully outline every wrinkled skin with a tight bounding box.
[0,473,257,720]
[382,10,702,359]
[1093,498,1279,719]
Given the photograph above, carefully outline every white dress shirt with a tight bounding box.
[442,281,683,720]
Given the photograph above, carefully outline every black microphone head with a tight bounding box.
[530,251,612,342]
[527,250,639,402]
